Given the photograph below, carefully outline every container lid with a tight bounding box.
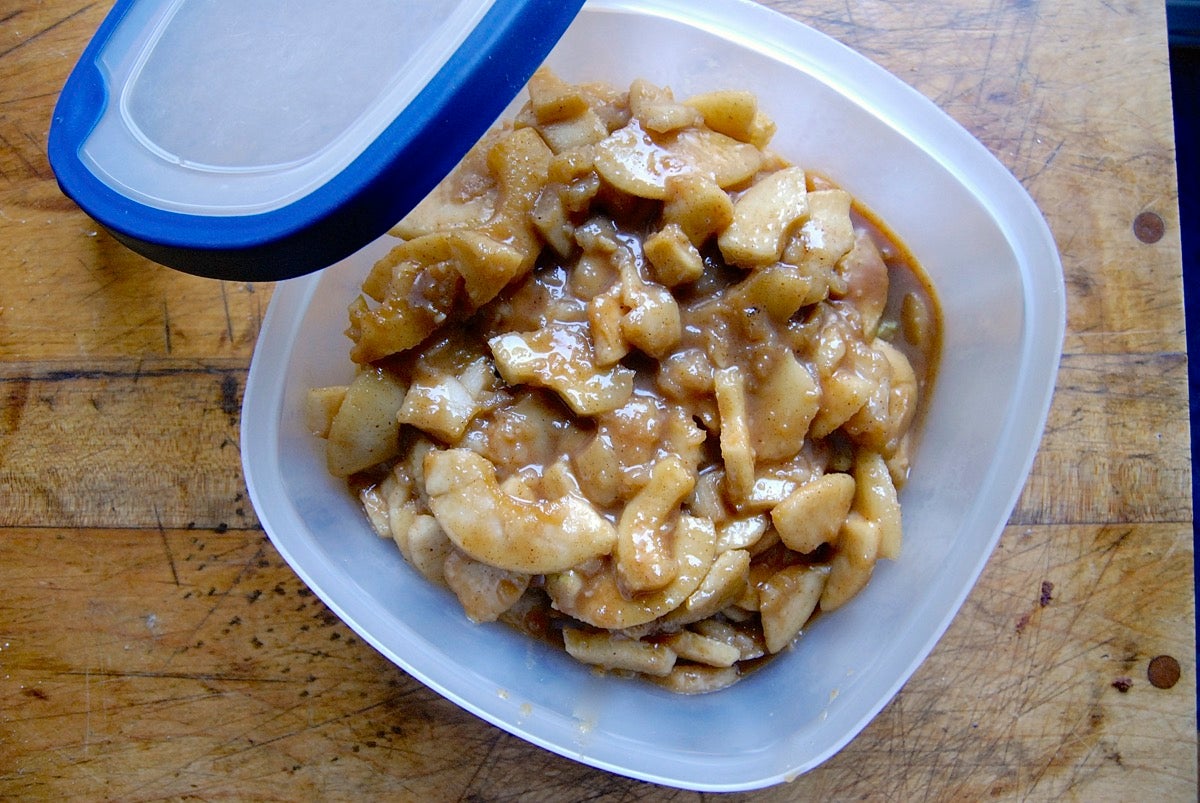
[48,0,585,281]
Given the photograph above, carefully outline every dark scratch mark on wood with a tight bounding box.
[1021,139,1064,186]
[0,3,98,63]
[0,89,61,109]
[162,543,269,669]
[459,729,523,800]
[161,300,172,353]
[2,376,30,437]
[155,505,180,586]
[0,363,249,384]
[0,130,45,182]
[220,282,236,344]
[60,668,290,683]
[219,374,239,416]
[216,697,399,762]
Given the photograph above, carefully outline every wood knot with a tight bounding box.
[1133,211,1164,244]
[1147,654,1181,689]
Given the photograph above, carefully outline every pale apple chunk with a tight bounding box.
[563,629,677,677]
[323,368,407,477]
[771,473,856,554]
[759,564,829,653]
[593,120,763,200]
[718,166,809,268]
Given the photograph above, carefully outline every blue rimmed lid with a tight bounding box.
[48,0,585,281]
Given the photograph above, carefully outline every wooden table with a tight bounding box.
[2,1,1194,798]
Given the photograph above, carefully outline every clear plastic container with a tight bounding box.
[241,0,1065,790]
[49,0,583,279]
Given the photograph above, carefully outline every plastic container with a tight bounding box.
[241,0,1065,791]
[48,0,585,280]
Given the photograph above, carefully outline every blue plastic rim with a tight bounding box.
[47,0,585,282]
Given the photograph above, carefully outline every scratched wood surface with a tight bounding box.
[0,0,1194,799]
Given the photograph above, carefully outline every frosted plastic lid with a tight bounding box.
[48,0,585,280]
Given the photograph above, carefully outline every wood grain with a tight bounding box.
[0,0,1193,799]
[2,523,1190,799]
[1017,352,1192,526]
[1,360,255,530]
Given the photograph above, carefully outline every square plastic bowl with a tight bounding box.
[242,0,1065,791]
